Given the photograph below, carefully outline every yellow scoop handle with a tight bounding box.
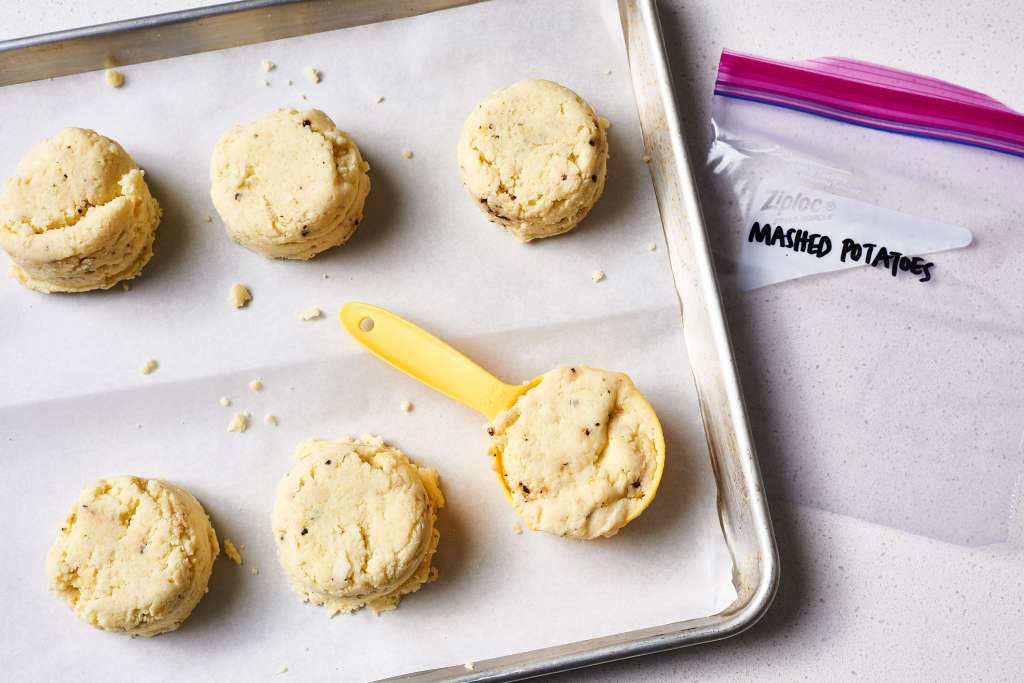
[339,303,525,420]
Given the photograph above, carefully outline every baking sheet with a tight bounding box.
[0,0,736,679]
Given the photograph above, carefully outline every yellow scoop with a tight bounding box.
[338,302,665,528]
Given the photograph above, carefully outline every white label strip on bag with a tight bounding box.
[736,180,973,291]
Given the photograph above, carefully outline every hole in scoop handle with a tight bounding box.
[339,303,518,419]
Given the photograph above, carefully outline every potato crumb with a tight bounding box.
[250,379,263,391]
[136,423,143,429]
[263,80,270,87]
[401,400,413,413]
[298,307,322,321]
[276,667,288,675]
[303,66,321,83]
[261,59,275,72]
[228,413,248,433]
[223,539,243,564]
[298,93,307,100]
[604,68,612,75]
[591,270,605,283]
[264,413,277,426]
[229,283,252,309]
[204,214,212,222]
[220,396,231,407]
[598,116,611,129]
[402,149,414,159]
[251,567,259,575]
[648,242,657,251]
[104,69,124,88]
[642,154,651,163]
[464,663,475,671]
[285,79,293,86]
[512,522,523,535]
[323,273,329,279]
[374,95,384,103]
[140,358,157,375]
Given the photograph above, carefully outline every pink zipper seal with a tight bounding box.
[714,49,1024,158]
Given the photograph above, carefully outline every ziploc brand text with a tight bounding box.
[759,190,836,215]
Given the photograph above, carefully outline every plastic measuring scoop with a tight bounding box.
[338,302,666,529]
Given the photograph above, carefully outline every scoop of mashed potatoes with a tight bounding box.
[272,435,444,615]
[487,365,663,539]
[0,128,161,292]
[209,109,370,260]
[457,79,609,241]
[46,476,219,636]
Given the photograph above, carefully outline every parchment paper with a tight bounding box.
[0,0,736,679]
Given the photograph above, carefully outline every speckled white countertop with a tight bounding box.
[4,1,1023,680]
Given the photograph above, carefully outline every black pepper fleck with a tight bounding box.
[234,192,241,200]
[486,427,495,436]
[632,481,641,488]
[325,459,332,465]
[300,225,309,236]
[300,528,308,535]
[591,174,598,182]
[589,139,595,146]
[302,119,311,127]
[585,429,590,436]
[520,483,530,495]
[561,174,567,180]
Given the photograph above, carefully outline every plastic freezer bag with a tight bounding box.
[701,50,1024,546]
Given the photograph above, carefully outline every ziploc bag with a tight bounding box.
[701,50,1024,546]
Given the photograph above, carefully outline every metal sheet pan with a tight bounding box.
[0,0,778,679]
